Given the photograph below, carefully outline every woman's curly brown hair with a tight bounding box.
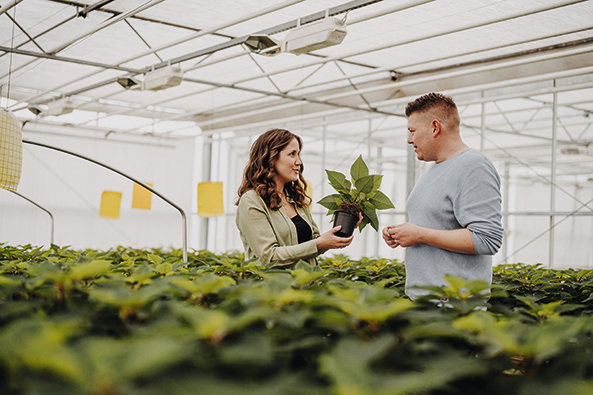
[236,128,311,210]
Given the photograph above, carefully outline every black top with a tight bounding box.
[290,213,312,244]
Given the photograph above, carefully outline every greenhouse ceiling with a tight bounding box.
[1,0,593,177]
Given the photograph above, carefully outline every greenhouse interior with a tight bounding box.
[1,0,593,267]
[5,1,593,394]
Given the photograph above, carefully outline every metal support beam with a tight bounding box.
[200,135,213,250]
[22,140,188,262]
[7,190,54,245]
[480,94,486,152]
[0,0,24,16]
[374,146,382,258]
[549,85,559,268]
[405,144,416,222]
[502,162,510,265]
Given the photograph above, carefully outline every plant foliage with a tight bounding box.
[317,155,395,231]
[2,244,593,394]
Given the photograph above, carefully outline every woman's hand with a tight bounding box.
[316,226,354,250]
[356,212,363,228]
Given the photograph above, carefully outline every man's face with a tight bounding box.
[407,112,436,162]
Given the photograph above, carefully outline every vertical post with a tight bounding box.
[362,119,372,258]
[321,124,326,200]
[8,190,54,245]
[405,145,416,222]
[320,124,327,232]
[480,93,486,152]
[200,134,213,250]
[549,84,558,268]
[374,146,383,258]
[502,161,510,265]
[367,119,372,159]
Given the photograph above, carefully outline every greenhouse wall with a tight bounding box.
[0,133,196,251]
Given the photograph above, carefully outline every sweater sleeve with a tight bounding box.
[236,192,319,267]
[454,162,504,256]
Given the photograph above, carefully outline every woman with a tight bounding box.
[235,128,355,269]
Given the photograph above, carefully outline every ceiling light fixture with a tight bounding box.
[282,13,347,54]
[244,34,281,56]
[46,98,75,116]
[246,10,347,57]
[117,76,140,90]
[142,65,184,91]
[27,104,44,116]
[561,145,593,156]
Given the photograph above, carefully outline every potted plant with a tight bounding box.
[317,155,395,237]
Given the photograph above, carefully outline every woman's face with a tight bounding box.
[273,137,302,189]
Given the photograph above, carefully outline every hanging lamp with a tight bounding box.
[0,107,22,191]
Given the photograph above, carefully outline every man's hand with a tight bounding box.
[382,223,423,248]
[382,226,399,248]
[382,223,476,254]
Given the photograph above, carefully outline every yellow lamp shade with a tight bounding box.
[197,181,224,217]
[0,108,22,191]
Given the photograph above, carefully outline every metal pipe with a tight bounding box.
[374,145,382,258]
[183,0,434,73]
[204,78,593,135]
[405,144,415,223]
[283,27,593,94]
[480,93,486,152]
[503,211,593,216]
[502,162,510,265]
[9,0,356,107]
[549,86,559,268]
[128,0,305,72]
[22,140,188,262]
[73,26,593,126]
[200,135,213,250]
[221,0,588,87]
[49,0,166,54]
[0,0,24,16]
[7,190,54,245]
[0,0,166,81]
[165,49,593,133]
[313,47,593,104]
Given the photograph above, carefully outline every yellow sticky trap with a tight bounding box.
[197,181,224,217]
[132,182,153,210]
[0,109,23,191]
[100,191,122,218]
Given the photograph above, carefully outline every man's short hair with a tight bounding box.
[405,92,459,125]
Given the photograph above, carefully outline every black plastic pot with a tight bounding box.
[333,210,359,238]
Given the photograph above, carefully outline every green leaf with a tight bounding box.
[350,155,369,181]
[319,335,395,395]
[294,260,321,273]
[326,170,351,194]
[69,260,112,281]
[358,217,370,232]
[147,254,163,265]
[125,263,155,285]
[170,274,235,297]
[354,175,375,195]
[362,207,379,231]
[317,194,341,211]
[368,190,395,210]
[373,174,383,190]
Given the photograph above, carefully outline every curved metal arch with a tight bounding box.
[23,140,188,263]
[5,189,54,245]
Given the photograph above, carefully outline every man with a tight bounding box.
[382,92,503,300]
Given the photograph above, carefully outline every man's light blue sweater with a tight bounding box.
[405,148,504,299]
